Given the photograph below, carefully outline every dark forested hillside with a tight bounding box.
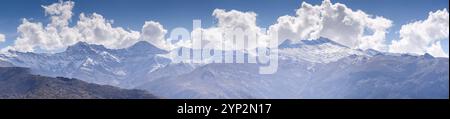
[0,67,158,99]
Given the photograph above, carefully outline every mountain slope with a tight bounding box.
[0,41,171,88]
[278,37,367,63]
[0,67,158,99]
[0,60,14,67]
[137,54,448,99]
[1,38,448,99]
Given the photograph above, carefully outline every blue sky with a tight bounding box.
[0,0,448,54]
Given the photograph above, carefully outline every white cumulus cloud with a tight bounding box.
[6,1,168,52]
[76,13,140,49]
[141,21,173,50]
[269,0,392,51]
[389,9,449,57]
[11,1,79,52]
[188,9,268,50]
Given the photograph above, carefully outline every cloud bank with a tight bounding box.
[189,0,394,51]
[389,9,449,57]
[1,0,448,57]
[269,0,392,51]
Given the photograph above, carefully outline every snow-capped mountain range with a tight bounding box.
[0,37,448,99]
[0,41,172,88]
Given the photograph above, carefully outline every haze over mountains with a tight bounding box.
[1,37,448,99]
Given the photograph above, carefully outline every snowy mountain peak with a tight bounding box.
[278,37,366,63]
[66,41,109,54]
[127,41,167,54]
[278,39,295,48]
[423,53,434,59]
[301,37,344,47]
[71,41,90,47]
[363,49,382,56]
[279,37,347,49]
